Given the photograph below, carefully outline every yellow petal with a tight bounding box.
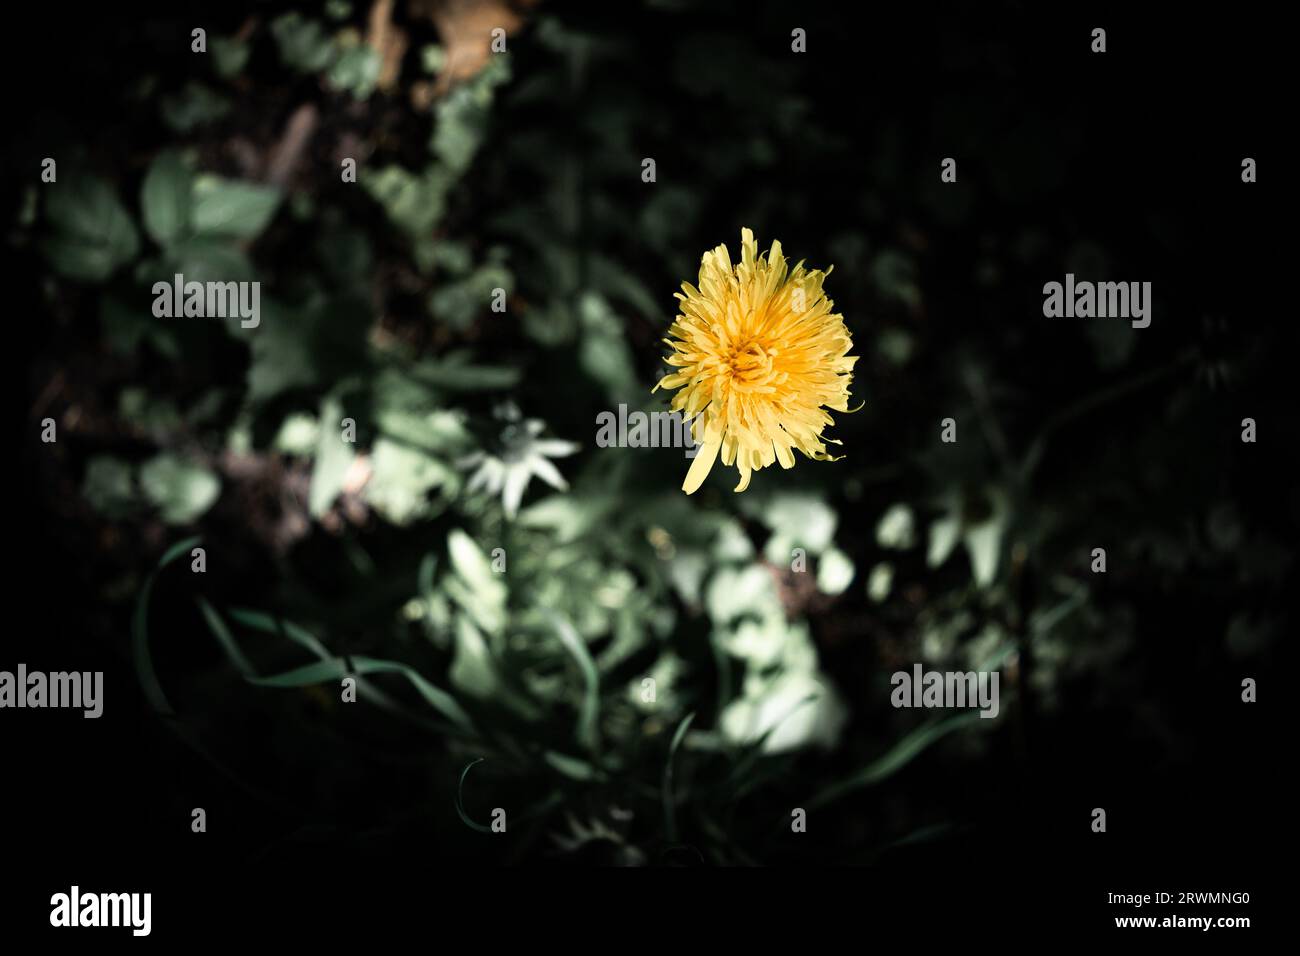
[733,461,753,493]
[682,437,720,495]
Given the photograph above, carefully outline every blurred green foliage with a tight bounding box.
[20,0,1288,864]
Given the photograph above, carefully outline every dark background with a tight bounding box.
[5,0,1288,936]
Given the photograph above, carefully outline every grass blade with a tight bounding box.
[248,655,474,730]
[196,596,255,677]
[131,535,201,715]
[808,712,983,809]
[456,757,492,833]
[662,711,696,844]
[548,612,600,752]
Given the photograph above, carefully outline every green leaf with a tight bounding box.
[927,514,961,568]
[370,367,472,451]
[871,249,921,309]
[960,489,1008,589]
[719,671,846,753]
[247,296,370,403]
[449,615,499,699]
[363,164,453,247]
[420,44,446,74]
[442,529,507,635]
[273,413,321,456]
[210,36,251,79]
[41,173,140,281]
[159,82,231,133]
[706,565,778,625]
[576,292,638,402]
[139,453,221,525]
[315,226,373,282]
[875,504,916,550]
[867,562,894,603]
[431,57,511,171]
[543,751,602,781]
[192,175,283,240]
[163,237,255,285]
[141,151,194,246]
[308,394,355,517]
[118,388,183,440]
[82,456,137,518]
[963,520,1003,588]
[588,254,661,319]
[446,529,506,609]
[408,356,521,392]
[101,296,180,359]
[271,12,337,73]
[327,46,380,98]
[247,299,321,403]
[755,492,838,555]
[375,406,467,454]
[427,259,515,330]
[816,547,855,596]
[364,439,455,525]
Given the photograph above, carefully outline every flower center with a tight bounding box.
[725,340,778,388]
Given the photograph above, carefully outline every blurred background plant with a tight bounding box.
[10,0,1289,865]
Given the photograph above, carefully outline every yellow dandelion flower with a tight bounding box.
[654,228,859,494]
